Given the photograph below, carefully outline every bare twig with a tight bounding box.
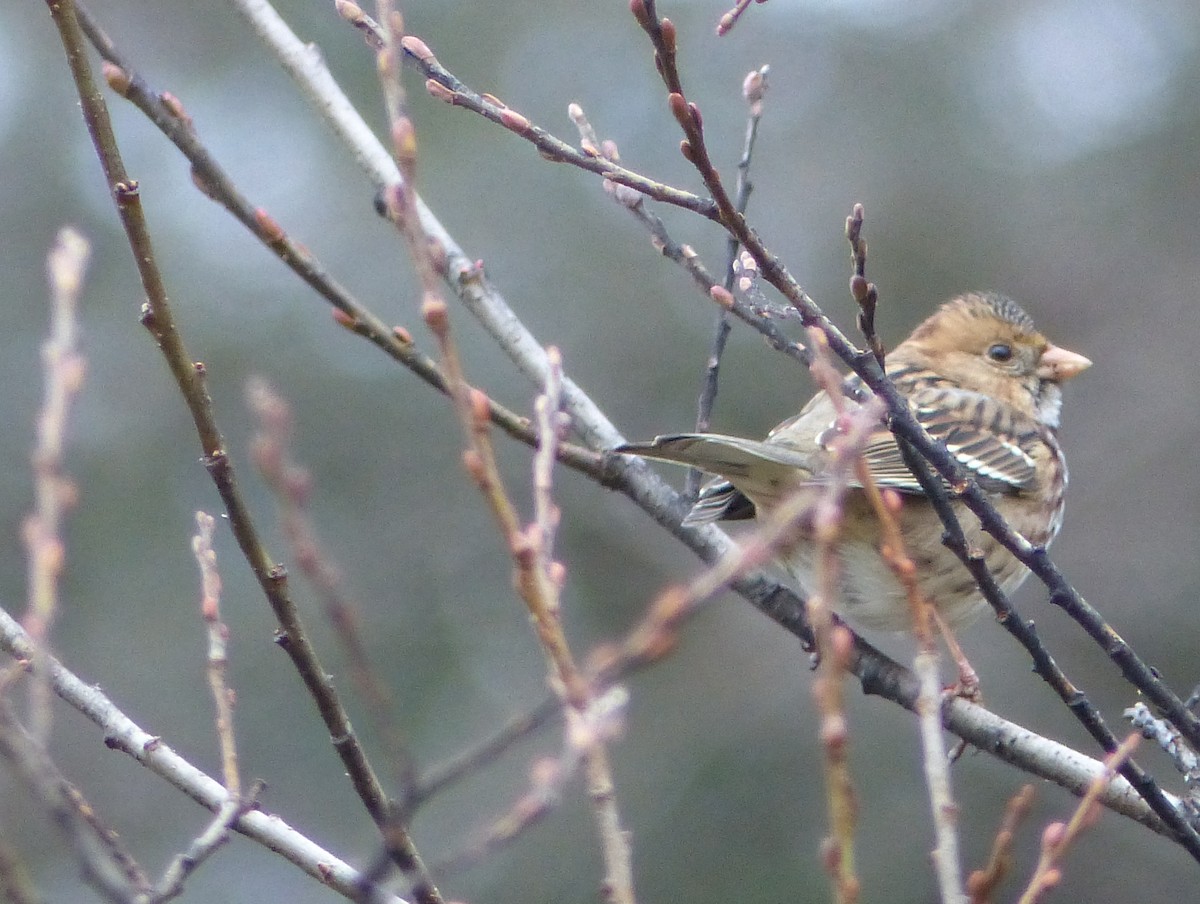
[844,204,883,367]
[247,379,419,806]
[855,481,965,904]
[690,65,770,496]
[333,4,719,218]
[0,607,405,901]
[622,199,809,368]
[145,782,263,904]
[21,227,89,744]
[46,0,427,882]
[1015,735,1140,904]
[716,0,768,36]
[534,353,637,904]
[967,785,1035,904]
[192,512,240,798]
[359,8,453,901]
[801,329,862,904]
[818,229,966,903]
[0,702,148,903]
[339,1,714,215]
[372,4,632,891]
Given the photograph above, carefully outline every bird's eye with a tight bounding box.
[987,343,1014,363]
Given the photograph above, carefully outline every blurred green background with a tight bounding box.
[4,0,1200,901]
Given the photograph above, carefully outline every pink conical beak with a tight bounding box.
[1038,344,1092,382]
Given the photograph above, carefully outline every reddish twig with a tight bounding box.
[967,785,1035,904]
[845,204,883,367]
[374,6,635,890]
[247,378,419,809]
[20,227,89,744]
[1015,735,1140,904]
[690,65,770,495]
[192,511,241,799]
[716,0,768,36]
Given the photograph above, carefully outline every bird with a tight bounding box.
[617,292,1091,633]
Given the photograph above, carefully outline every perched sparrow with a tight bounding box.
[619,293,1091,632]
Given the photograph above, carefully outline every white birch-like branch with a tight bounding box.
[0,606,406,904]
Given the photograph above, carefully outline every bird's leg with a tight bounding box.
[931,607,981,702]
[930,608,982,763]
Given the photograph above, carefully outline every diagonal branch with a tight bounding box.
[0,607,406,904]
[46,0,437,885]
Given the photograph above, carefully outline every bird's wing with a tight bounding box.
[858,388,1040,495]
[683,480,756,525]
[618,384,1043,526]
[616,433,813,477]
[616,433,816,524]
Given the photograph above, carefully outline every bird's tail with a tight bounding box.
[616,433,813,524]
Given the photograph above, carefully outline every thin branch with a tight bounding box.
[22,227,89,744]
[353,6,451,899]
[966,785,1035,903]
[0,701,147,903]
[802,331,864,904]
[144,783,263,904]
[431,334,636,899]
[0,607,406,904]
[621,199,808,368]
[691,65,770,495]
[858,481,965,904]
[372,3,633,892]
[1015,734,1140,904]
[536,353,638,904]
[75,6,603,479]
[247,379,418,807]
[414,697,559,805]
[332,1,717,219]
[844,204,883,367]
[192,512,240,799]
[46,0,422,878]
